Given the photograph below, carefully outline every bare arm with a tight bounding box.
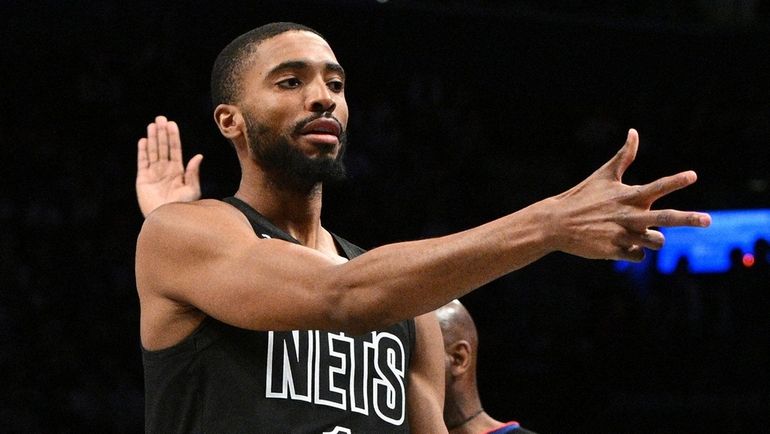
[407,312,447,433]
[136,115,202,217]
[136,129,710,338]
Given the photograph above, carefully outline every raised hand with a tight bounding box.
[545,129,711,262]
[136,116,203,217]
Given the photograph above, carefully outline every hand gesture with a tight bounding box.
[547,129,711,261]
[136,116,203,217]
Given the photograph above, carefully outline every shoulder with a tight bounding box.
[143,199,247,229]
[139,199,253,246]
[135,199,256,292]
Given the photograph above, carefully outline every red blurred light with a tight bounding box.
[743,253,755,268]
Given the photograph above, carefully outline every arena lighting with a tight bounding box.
[616,209,770,275]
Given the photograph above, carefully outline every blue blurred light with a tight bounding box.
[616,209,770,275]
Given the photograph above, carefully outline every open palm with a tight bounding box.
[136,116,203,217]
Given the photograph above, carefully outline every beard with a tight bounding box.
[243,111,348,192]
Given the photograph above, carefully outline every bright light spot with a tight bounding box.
[743,253,755,268]
[376,0,388,3]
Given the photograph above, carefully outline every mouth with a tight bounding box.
[300,118,341,136]
[298,117,342,149]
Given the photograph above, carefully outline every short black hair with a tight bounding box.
[210,22,325,107]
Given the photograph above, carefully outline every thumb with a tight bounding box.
[606,128,639,181]
[185,154,204,188]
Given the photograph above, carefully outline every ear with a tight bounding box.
[447,340,472,377]
[213,104,244,140]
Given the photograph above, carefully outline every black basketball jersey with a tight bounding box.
[142,197,415,433]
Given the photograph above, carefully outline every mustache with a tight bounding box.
[291,113,344,136]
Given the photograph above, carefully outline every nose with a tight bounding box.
[306,80,336,114]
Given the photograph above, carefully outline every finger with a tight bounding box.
[137,138,149,171]
[612,228,664,252]
[625,245,644,262]
[156,116,170,161]
[635,171,697,205]
[168,121,182,164]
[630,229,665,251]
[630,209,711,229]
[618,245,646,262]
[604,129,639,181]
[147,122,158,162]
[185,154,203,190]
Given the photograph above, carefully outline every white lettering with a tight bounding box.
[314,331,350,410]
[322,427,351,434]
[265,330,312,402]
[372,332,406,425]
[265,329,405,426]
[350,333,374,416]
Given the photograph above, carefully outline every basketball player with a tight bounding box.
[135,22,710,432]
[136,121,540,434]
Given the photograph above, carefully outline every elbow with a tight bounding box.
[319,277,396,335]
[331,313,397,337]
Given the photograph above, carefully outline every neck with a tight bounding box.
[236,168,324,248]
[447,408,483,431]
[445,382,502,434]
[447,410,502,434]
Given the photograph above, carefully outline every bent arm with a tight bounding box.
[407,312,447,433]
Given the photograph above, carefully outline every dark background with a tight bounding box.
[2,1,769,432]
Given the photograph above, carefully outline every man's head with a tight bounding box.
[211,22,349,191]
[435,300,482,422]
[211,22,324,107]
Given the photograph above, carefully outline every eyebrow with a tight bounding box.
[266,60,346,79]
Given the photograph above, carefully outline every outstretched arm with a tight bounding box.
[136,115,203,217]
[137,128,710,337]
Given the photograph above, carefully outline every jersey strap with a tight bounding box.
[223,196,301,244]
[223,196,364,260]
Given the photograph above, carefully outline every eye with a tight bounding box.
[328,80,344,93]
[277,78,301,89]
